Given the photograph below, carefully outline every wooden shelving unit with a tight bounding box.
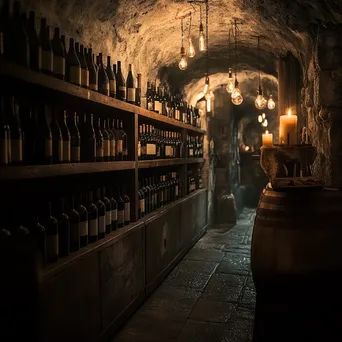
[138,158,204,169]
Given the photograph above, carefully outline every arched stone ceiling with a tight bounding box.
[20,0,342,94]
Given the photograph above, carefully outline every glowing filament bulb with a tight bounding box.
[199,23,206,51]
[245,146,250,151]
[262,113,266,119]
[226,68,234,94]
[255,89,267,110]
[258,115,263,123]
[232,94,243,105]
[262,119,268,127]
[179,56,187,70]
[267,95,275,110]
[188,38,196,58]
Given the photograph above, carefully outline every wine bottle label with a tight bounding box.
[54,56,65,76]
[101,83,109,96]
[89,83,98,91]
[63,141,71,162]
[183,113,187,123]
[89,218,98,236]
[57,140,63,161]
[137,141,141,157]
[110,80,116,94]
[79,221,88,236]
[42,50,53,72]
[111,209,117,221]
[70,66,81,85]
[11,139,22,162]
[110,140,115,157]
[104,139,110,157]
[119,86,126,100]
[165,146,173,157]
[117,140,123,154]
[127,88,136,102]
[118,210,124,225]
[45,139,52,157]
[96,146,104,158]
[175,110,180,120]
[0,138,8,164]
[189,149,194,157]
[71,146,81,162]
[124,203,130,222]
[147,101,153,111]
[47,234,59,259]
[146,143,156,155]
[175,185,179,197]
[155,101,162,113]
[106,211,112,226]
[140,199,145,214]
[82,69,89,88]
[98,215,105,233]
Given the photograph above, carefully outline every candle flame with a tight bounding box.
[287,109,292,116]
[266,130,269,134]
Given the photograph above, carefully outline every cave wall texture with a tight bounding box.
[9,0,342,189]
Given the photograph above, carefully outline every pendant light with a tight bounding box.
[199,4,206,51]
[267,94,276,109]
[254,36,267,109]
[226,26,234,94]
[178,18,187,70]
[188,14,195,58]
[231,19,243,106]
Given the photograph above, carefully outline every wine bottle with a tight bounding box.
[107,118,115,162]
[87,48,98,91]
[116,187,125,228]
[27,11,41,72]
[95,117,104,162]
[126,64,135,104]
[102,187,112,234]
[114,119,123,161]
[95,189,106,239]
[146,81,154,111]
[87,190,98,243]
[41,202,58,263]
[79,44,89,89]
[59,110,71,163]
[39,18,53,75]
[6,96,22,165]
[101,119,110,162]
[122,187,130,226]
[112,64,117,77]
[136,73,142,107]
[76,191,88,248]
[35,104,52,164]
[109,187,117,231]
[70,112,81,163]
[68,195,80,252]
[61,35,67,56]
[98,53,109,96]
[106,56,116,98]
[12,2,30,67]
[119,120,128,160]
[81,113,96,162]
[56,198,70,257]
[0,93,9,165]
[138,125,142,161]
[66,38,81,86]
[116,61,126,101]
[51,27,65,80]
[138,181,145,219]
[50,108,63,164]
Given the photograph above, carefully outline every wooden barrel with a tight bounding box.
[251,187,342,342]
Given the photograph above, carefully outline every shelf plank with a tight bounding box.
[138,158,204,169]
[1,60,206,134]
[0,161,135,180]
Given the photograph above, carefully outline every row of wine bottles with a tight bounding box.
[188,168,203,194]
[146,80,202,129]
[0,94,129,165]
[0,2,141,104]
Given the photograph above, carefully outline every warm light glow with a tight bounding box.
[262,119,268,127]
[231,87,241,99]
[178,56,187,70]
[203,77,209,95]
[226,68,234,94]
[232,94,243,105]
[255,93,267,110]
[262,113,266,119]
[258,115,263,123]
[206,97,211,112]
[267,94,276,110]
[245,146,250,151]
[199,30,206,51]
[265,130,269,134]
[188,38,196,58]
[287,109,292,116]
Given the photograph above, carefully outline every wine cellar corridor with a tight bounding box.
[2,0,342,341]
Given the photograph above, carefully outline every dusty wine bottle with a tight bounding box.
[66,38,81,86]
[126,64,136,104]
[51,27,65,80]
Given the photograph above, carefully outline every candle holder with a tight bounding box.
[260,144,323,190]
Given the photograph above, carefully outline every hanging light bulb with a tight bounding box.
[188,37,196,58]
[203,76,209,95]
[267,94,276,110]
[255,86,267,110]
[199,23,206,51]
[226,68,234,94]
[262,119,268,127]
[262,113,266,119]
[258,115,263,123]
[178,46,187,71]
[231,78,242,99]
[232,93,243,106]
[206,97,211,112]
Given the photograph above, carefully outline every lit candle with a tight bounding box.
[262,130,273,147]
[279,109,298,145]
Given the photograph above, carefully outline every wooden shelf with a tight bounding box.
[0,60,206,134]
[138,158,204,169]
[0,161,135,180]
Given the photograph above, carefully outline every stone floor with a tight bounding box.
[112,208,256,342]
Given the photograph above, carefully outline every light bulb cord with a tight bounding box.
[257,36,261,88]
[181,18,184,48]
[205,0,209,76]
[188,14,192,38]
[234,19,238,78]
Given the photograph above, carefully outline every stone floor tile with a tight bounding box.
[240,289,256,308]
[189,298,236,323]
[216,253,250,275]
[184,248,225,262]
[233,305,255,321]
[223,318,254,342]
